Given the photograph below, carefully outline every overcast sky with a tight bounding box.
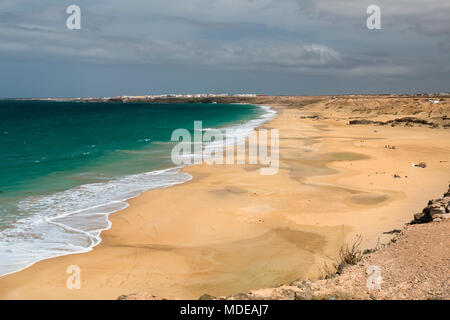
[0,0,449,97]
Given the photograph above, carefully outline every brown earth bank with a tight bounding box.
[222,185,450,300]
[120,185,450,300]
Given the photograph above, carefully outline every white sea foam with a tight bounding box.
[0,167,191,276]
[201,105,277,160]
[0,105,276,277]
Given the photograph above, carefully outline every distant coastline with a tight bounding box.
[9,91,450,105]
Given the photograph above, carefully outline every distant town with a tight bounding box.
[111,93,264,101]
[20,92,450,103]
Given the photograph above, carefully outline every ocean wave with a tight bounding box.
[189,105,277,160]
[0,167,191,276]
[0,104,276,277]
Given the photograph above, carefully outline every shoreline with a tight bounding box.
[0,167,193,279]
[0,96,449,299]
[0,103,274,278]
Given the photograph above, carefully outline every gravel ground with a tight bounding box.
[308,219,450,300]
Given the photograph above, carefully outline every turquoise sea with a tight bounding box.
[0,100,275,276]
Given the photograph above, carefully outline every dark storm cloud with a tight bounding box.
[0,0,449,96]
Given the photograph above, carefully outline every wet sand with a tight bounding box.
[0,101,449,299]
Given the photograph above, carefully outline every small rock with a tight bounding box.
[295,287,313,300]
[277,289,297,300]
[430,207,446,219]
[199,294,216,300]
[231,293,250,300]
[349,119,373,125]
[383,229,401,235]
[290,279,312,289]
[117,293,163,300]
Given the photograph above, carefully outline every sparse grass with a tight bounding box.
[320,235,364,279]
[339,234,363,265]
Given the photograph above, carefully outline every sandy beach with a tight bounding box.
[1,97,449,300]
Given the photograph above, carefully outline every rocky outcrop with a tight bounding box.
[200,281,314,300]
[348,117,444,128]
[412,185,450,224]
[117,293,165,300]
[348,119,376,125]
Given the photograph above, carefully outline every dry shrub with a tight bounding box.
[339,234,363,265]
[320,235,363,279]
